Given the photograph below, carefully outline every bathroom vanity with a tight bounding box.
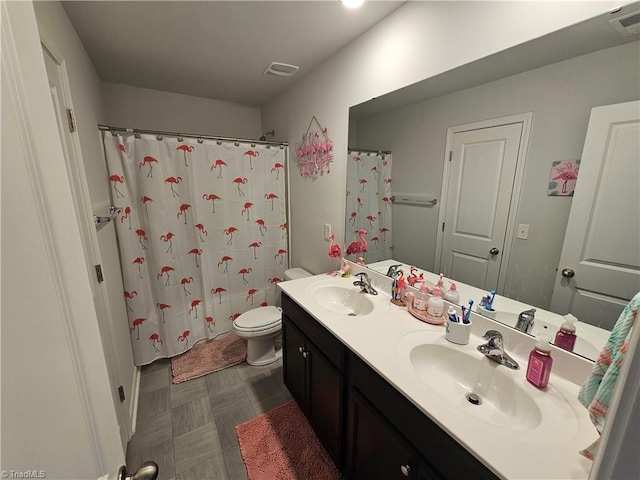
[282,292,494,479]
[279,266,597,480]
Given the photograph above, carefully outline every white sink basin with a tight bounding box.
[398,330,580,442]
[306,279,390,317]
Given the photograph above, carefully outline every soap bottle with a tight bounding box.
[526,334,553,389]
[443,281,460,304]
[413,282,429,312]
[427,287,445,321]
[554,314,578,352]
[436,273,445,291]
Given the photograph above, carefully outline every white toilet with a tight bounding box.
[233,268,311,365]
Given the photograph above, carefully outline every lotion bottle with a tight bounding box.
[427,287,445,321]
[526,334,553,389]
[413,282,429,312]
[554,314,578,352]
[443,281,460,304]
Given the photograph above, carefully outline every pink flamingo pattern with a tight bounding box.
[244,149,259,169]
[211,287,227,304]
[202,193,221,213]
[130,318,145,340]
[156,303,171,323]
[139,156,158,178]
[205,316,215,333]
[181,277,193,296]
[110,174,125,198]
[176,144,194,166]
[549,160,580,195]
[165,176,182,197]
[211,158,227,179]
[141,196,154,217]
[124,290,137,312]
[104,136,287,364]
[194,223,207,242]
[233,177,248,196]
[149,333,163,352]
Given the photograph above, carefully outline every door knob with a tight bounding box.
[489,247,500,255]
[400,464,411,477]
[561,268,575,278]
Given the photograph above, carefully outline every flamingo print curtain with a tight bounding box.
[345,152,393,263]
[103,132,288,365]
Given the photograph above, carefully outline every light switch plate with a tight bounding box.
[517,224,530,240]
[324,223,331,241]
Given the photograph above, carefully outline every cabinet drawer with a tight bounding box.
[349,352,498,480]
[282,293,345,372]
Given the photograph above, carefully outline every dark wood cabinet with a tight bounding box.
[282,294,345,469]
[281,292,498,480]
[346,388,420,480]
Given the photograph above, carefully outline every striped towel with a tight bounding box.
[577,292,639,460]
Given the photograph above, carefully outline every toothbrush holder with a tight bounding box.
[476,305,497,320]
[446,318,472,345]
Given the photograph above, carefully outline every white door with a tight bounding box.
[440,123,523,291]
[42,45,133,449]
[550,101,640,330]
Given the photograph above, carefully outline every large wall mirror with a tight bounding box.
[346,7,640,361]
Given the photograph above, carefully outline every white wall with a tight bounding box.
[261,1,622,275]
[1,1,124,476]
[353,42,640,309]
[102,82,262,138]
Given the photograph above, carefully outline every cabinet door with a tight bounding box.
[307,342,344,468]
[348,389,418,480]
[282,317,307,408]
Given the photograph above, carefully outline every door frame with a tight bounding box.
[40,35,134,447]
[434,112,533,293]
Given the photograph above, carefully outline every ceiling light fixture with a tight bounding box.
[342,0,365,9]
[263,62,299,77]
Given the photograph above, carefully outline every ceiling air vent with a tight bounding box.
[610,11,640,37]
[263,62,299,77]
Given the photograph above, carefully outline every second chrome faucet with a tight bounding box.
[477,330,520,370]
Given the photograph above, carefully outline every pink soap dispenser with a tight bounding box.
[554,314,577,352]
[526,334,553,389]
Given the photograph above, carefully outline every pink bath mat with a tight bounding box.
[236,400,340,480]
[170,333,246,384]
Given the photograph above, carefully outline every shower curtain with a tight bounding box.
[103,132,288,365]
[345,151,393,263]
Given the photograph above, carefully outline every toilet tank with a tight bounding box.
[284,268,311,281]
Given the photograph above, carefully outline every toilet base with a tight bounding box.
[246,335,282,366]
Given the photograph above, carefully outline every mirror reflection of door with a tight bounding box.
[439,122,524,291]
[551,101,640,330]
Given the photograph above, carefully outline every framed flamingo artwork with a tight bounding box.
[548,159,580,196]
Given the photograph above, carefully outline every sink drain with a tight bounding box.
[466,393,482,405]
[348,313,356,316]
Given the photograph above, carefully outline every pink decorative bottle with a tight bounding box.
[554,314,577,352]
[526,334,553,389]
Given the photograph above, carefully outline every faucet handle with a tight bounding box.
[482,330,503,347]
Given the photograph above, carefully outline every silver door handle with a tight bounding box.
[489,247,500,255]
[561,268,575,278]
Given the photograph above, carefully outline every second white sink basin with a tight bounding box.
[398,330,581,442]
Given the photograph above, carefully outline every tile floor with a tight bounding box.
[126,356,292,480]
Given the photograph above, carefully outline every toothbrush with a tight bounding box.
[464,300,473,324]
[486,290,496,310]
[460,306,466,323]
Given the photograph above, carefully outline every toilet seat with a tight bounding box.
[233,306,281,332]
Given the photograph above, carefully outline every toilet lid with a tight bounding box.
[235,306,281,329]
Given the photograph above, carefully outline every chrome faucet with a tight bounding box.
[515,308,536,334]
[353,272,378,295]
[477,330,519,370]
[386,264,402,278]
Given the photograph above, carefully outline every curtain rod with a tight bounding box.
[348,147,391,155]
[98,124,288,147]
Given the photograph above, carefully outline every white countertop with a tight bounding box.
[279,265,599,480]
